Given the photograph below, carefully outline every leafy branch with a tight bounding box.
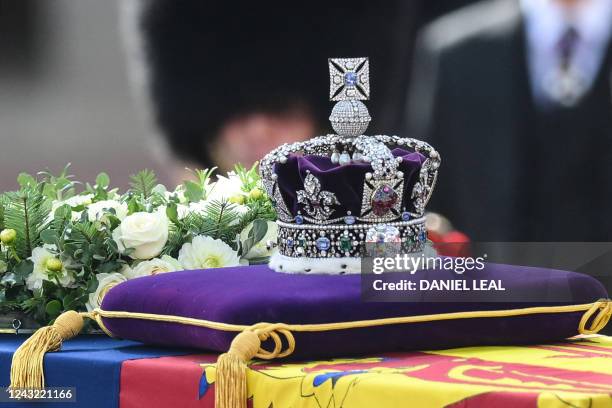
[3,187,50,259]
[129,169,157,200]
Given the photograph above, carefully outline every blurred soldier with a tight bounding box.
[407,0,612,241]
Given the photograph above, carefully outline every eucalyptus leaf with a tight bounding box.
[96,172,110,189]
[183,180,204,203]
[13,260,33,284]
[166,202,179,224]
[86,276,99,293]
[240,219,268,256]
[17,173,36,189]
[45,299,62,317]
[40,229,59,245]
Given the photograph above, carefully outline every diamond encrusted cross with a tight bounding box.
[329,57,370,101]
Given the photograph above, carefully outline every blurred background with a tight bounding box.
[2,0,611,242]
[0,0,472,189]
[0,1,166,188]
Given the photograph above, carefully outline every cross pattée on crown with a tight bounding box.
[328,57,370,101]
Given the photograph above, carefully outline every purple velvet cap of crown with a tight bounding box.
[275,148,426,217]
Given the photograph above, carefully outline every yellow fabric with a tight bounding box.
[203,335,612,408]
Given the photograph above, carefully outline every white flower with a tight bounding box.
[86,272,127,312]
[178,235,240,270]
[112,209,169,259]
[206,172,244,202]
[60,194,94,208]
[125,255,182,279]
[26,245,74,291]
[87,200,128,223]
[49,194,93,222]
[176,201,209,220]
[240,221,278,260]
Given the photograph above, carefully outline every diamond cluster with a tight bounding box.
[277,219,427,259]
[329,100,371,137]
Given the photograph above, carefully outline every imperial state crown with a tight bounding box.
[260,57,440,273]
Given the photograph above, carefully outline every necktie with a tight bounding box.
[543,26,586,106]
[558,26,579,72]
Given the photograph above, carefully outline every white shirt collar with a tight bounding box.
[521,0,612,49]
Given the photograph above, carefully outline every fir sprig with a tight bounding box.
[3,187,50,259]
[129,169,158,200]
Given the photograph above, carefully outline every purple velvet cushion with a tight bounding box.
[101,264,608,359]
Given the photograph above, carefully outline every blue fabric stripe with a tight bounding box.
[0,334,196,408]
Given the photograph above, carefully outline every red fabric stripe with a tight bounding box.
[120,354,217,408]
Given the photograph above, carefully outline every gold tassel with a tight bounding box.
[10,310,84,390]
[215,330,261,408]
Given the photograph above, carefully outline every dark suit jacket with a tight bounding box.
[406,0,612,241]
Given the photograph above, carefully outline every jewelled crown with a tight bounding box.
[261,58,440,273]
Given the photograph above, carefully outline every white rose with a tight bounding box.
[86,272,127,312]
[87,200,128,223]
[126,255,182,279]
[112,209,169,259]
[240,221,278,260]
[26,245,74,291]
[178,235,240,270]
[206,172,244,202]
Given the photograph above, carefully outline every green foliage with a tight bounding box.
[38,164,77,201]
[129,169,158,200]
[3,186,50,260]
[62,220,120,273]
[192,201,243,244]
[239,219,268,257]
[0,194,7,230]
[0,162,278,326]
[234,162,261,192]
[84,172,115,202]
[163,200,247,256]
[183,167,216,203]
